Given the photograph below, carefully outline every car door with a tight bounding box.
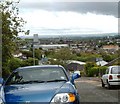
[102,68,109,84]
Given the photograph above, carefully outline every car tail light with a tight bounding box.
[117,75,120,78]
[109,75,113,80]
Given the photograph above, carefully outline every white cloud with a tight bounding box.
[19,9,118,36]
[19,0,119,3]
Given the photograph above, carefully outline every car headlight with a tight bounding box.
[51,93,75,104]
[0,97,4,104]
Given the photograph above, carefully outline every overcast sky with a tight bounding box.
[16,0,119,36]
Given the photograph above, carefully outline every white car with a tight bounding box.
[101,66,120,89]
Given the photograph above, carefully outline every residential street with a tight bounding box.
[75,77,120,103]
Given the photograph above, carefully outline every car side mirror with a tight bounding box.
[71,73,80,84]
[74,71,81,78]
[0,78,4,85]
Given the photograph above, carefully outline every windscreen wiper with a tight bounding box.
[46,79,67,82]
[16,80,46,84]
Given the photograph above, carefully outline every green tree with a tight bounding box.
[99,66,108,76]
[85,62,96,76]
[49,59,65,67]
[88,67,99,77]
[22,58,39,66]
[1,1,28,78]
[35,49,42,60]
[54,48,76,61]
[21,49,42,60]
[8,58,22,72]
[102,54,112,62]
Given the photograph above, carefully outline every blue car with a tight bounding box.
[0,65,80,104]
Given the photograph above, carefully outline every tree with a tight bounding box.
[7,58,22,72]
[54,48,76,61]
[22,58,39,66]
[0,0,28,78]
[34,49,42,60]
[85,62,96,76]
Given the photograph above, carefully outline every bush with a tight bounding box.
[2,58,39,79]
[8,58,22,71]
[2,66,11,80]
[22,58,39,66]
[89,67,99,77]
[49,59,66,67]
[2,58,22,79]
[99,66,108,76]
[80,70,86,76]
[86,66,108,77]
[85,62,96,76]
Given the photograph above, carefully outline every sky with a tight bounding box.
[13,0,119,37]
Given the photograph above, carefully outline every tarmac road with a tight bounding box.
[75,77,120,103]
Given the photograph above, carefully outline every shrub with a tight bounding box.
[8,58,22,71]
[87,67,99,77]
[80,70,86,76]
[2,66,11,80]
[99,66,108,76]
[22,58,39,66]
[85,62,96,76]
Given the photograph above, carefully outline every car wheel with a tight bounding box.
[101,80,105,87]
[107,80,111,89]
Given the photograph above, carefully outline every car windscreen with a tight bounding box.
[111,66,120,74]
[5,67,68,85]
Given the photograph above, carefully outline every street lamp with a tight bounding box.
[33,34,39,65]
[33,42,35,65]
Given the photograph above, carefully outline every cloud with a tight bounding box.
[19,10,118,36]
[19,1,118,17]
[17,0,118,36]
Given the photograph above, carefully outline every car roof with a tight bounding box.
[15,65,64,71]
[109,66,120,68]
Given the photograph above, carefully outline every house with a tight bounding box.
[102,45,119,51]
[13,52,27,60]
[66,60,86,71]
[34,44,69,50]
[13,53,23,58]
[96,60,108,66]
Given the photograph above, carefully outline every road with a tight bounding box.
[75,77,120,103]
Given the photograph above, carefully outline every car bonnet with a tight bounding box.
[4,81,71,103]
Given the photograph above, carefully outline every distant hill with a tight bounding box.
[18,33,119,39]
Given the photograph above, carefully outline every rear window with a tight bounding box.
[111,66,120,74]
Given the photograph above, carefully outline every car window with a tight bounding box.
[5,67,68,85]
[111,66,120,74]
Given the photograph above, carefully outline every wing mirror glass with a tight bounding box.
[74,71,81,78]
[71,71,81,84]
[0,78,4,85]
